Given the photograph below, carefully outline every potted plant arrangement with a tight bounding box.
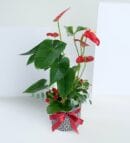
[21,8,100,133]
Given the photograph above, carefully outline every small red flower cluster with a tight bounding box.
[83,30,100,46]
[45,88,59,103]
[76,56,94,64]
[45,98,50,103]
[52,88,59,101]
[46,32,59,38]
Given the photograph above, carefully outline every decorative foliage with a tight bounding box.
[64,26,74,36]
[24,79,47,93]
[21,8,100,115]
[57,68,75,98]
[50,57,70,85]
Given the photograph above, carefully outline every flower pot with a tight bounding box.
[49,107,83,133]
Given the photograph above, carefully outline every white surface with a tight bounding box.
[0,0,99,29]
[0,95,130,143]
[93,1,130,96]
[0,27,50,96]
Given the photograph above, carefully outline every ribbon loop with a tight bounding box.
[49,108,84,133]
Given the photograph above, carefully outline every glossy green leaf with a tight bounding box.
[34,39,66,69]
[62,100,73,111]
[72,91,88,104]
[57,68,75,98]
[27,54,35,65]
[47,102,63,114]
[50,57,70,85]
[72,64,80,72]
[75,26,87,33]
[24,79,47,93]
[65,26,74,36]
[20,45,39,55]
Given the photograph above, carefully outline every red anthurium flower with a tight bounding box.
[76,56,84,63]
[84,56,94,62]
[46,32,59,38]
[74,39,89,47]
[45,98,50,103]
[76,56,94,63]
[83,30,100,46]
[53,7,70,22]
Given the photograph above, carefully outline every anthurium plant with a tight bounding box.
[21,8,100,115]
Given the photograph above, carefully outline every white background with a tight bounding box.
[0,27,50,96]
[0,0,130,143]
[93,1,130,96]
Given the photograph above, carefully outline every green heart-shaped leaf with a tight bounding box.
[50,57,70,85]
[24,79,47,93]
[47,102,63,114]
[34,39,66,69]
[65,26,74,36]
[57,68,75,98]
[75,26,87,33]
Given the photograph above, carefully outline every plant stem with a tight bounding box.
[80,34,84,55]
[81,38,86,55]
[79,62,87,78]
[73,34,80,77]
[73,35,79,56]
[79,39,87,78]
[57,21,62,41]
[57,21,65,56]
[77,64,80,77]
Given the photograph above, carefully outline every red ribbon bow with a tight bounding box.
[49,108,84,133]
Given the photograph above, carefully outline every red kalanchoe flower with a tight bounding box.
[83,30,100,46]
[76,56,84,63]
[45,98,50,103]
[52,88,59,95]
[84,56,94,62]
[46,32,59,38]
[53,95,59,101]
[53,7,70,22]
